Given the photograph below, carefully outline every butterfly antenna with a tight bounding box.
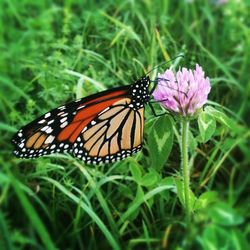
[150,78,188,98]
[145,54,184,76]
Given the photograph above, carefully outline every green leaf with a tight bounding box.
[198,111,216,143]
[205,106,245,135]
[159,177,174,200]
[189,130,198,154]
[141,172,158,187]
[127,185,144,221]
[134,185,144,202]
[159,176,175,186]
[174,178,184,206]
[174,178,196,211]
[199,225,249,250]
[205,106,231,128]
[148,116,173,170]
[208,202,244,226]
[195,191,219,210]
[129,162,142,183]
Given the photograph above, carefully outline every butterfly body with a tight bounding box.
[12,76,150,164]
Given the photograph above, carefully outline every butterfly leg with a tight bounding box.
[148,101,176,119]
[149,79,160,95]
[148,102,167,117]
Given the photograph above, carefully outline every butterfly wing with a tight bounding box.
[12,85,144,163]
[12,86,130,159]
[72,98,144,164]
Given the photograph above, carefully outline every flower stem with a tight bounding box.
[181,118,191,223]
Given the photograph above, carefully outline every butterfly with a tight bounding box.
[12,75,152,164]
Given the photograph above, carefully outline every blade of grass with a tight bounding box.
[4,166,56,250]
[74,162,119,239]
[41,176,120,250]
[200,131,250,187]
[0,212,14,250]
[117,185,174,227]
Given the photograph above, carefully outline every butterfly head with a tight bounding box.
[130,76,150,108]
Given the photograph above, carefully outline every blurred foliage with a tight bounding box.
[0,0,249,249]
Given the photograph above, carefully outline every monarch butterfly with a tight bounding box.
[12,57,182,165]
[12,75,154,164]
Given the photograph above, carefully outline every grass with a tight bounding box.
[0,0,250,249]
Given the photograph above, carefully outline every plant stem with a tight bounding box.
[181,118,191,223]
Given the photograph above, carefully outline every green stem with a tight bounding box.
[181,118,191,223]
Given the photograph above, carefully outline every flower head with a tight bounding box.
[153,64,211,117]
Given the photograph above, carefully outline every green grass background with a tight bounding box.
[0,0,249,249]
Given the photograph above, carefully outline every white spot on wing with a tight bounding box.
[60,117,67,123]
[38,119,46,124]
[45,135,55,144]
[58,106,65,110]
[60,121,68,128]
[41,126,49,131]
[45,127,53,134]
[48,120,54,125]
[45,113,51,118]
[77,105,85,110]
[99,107,110,115]
[81,127,87,133]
